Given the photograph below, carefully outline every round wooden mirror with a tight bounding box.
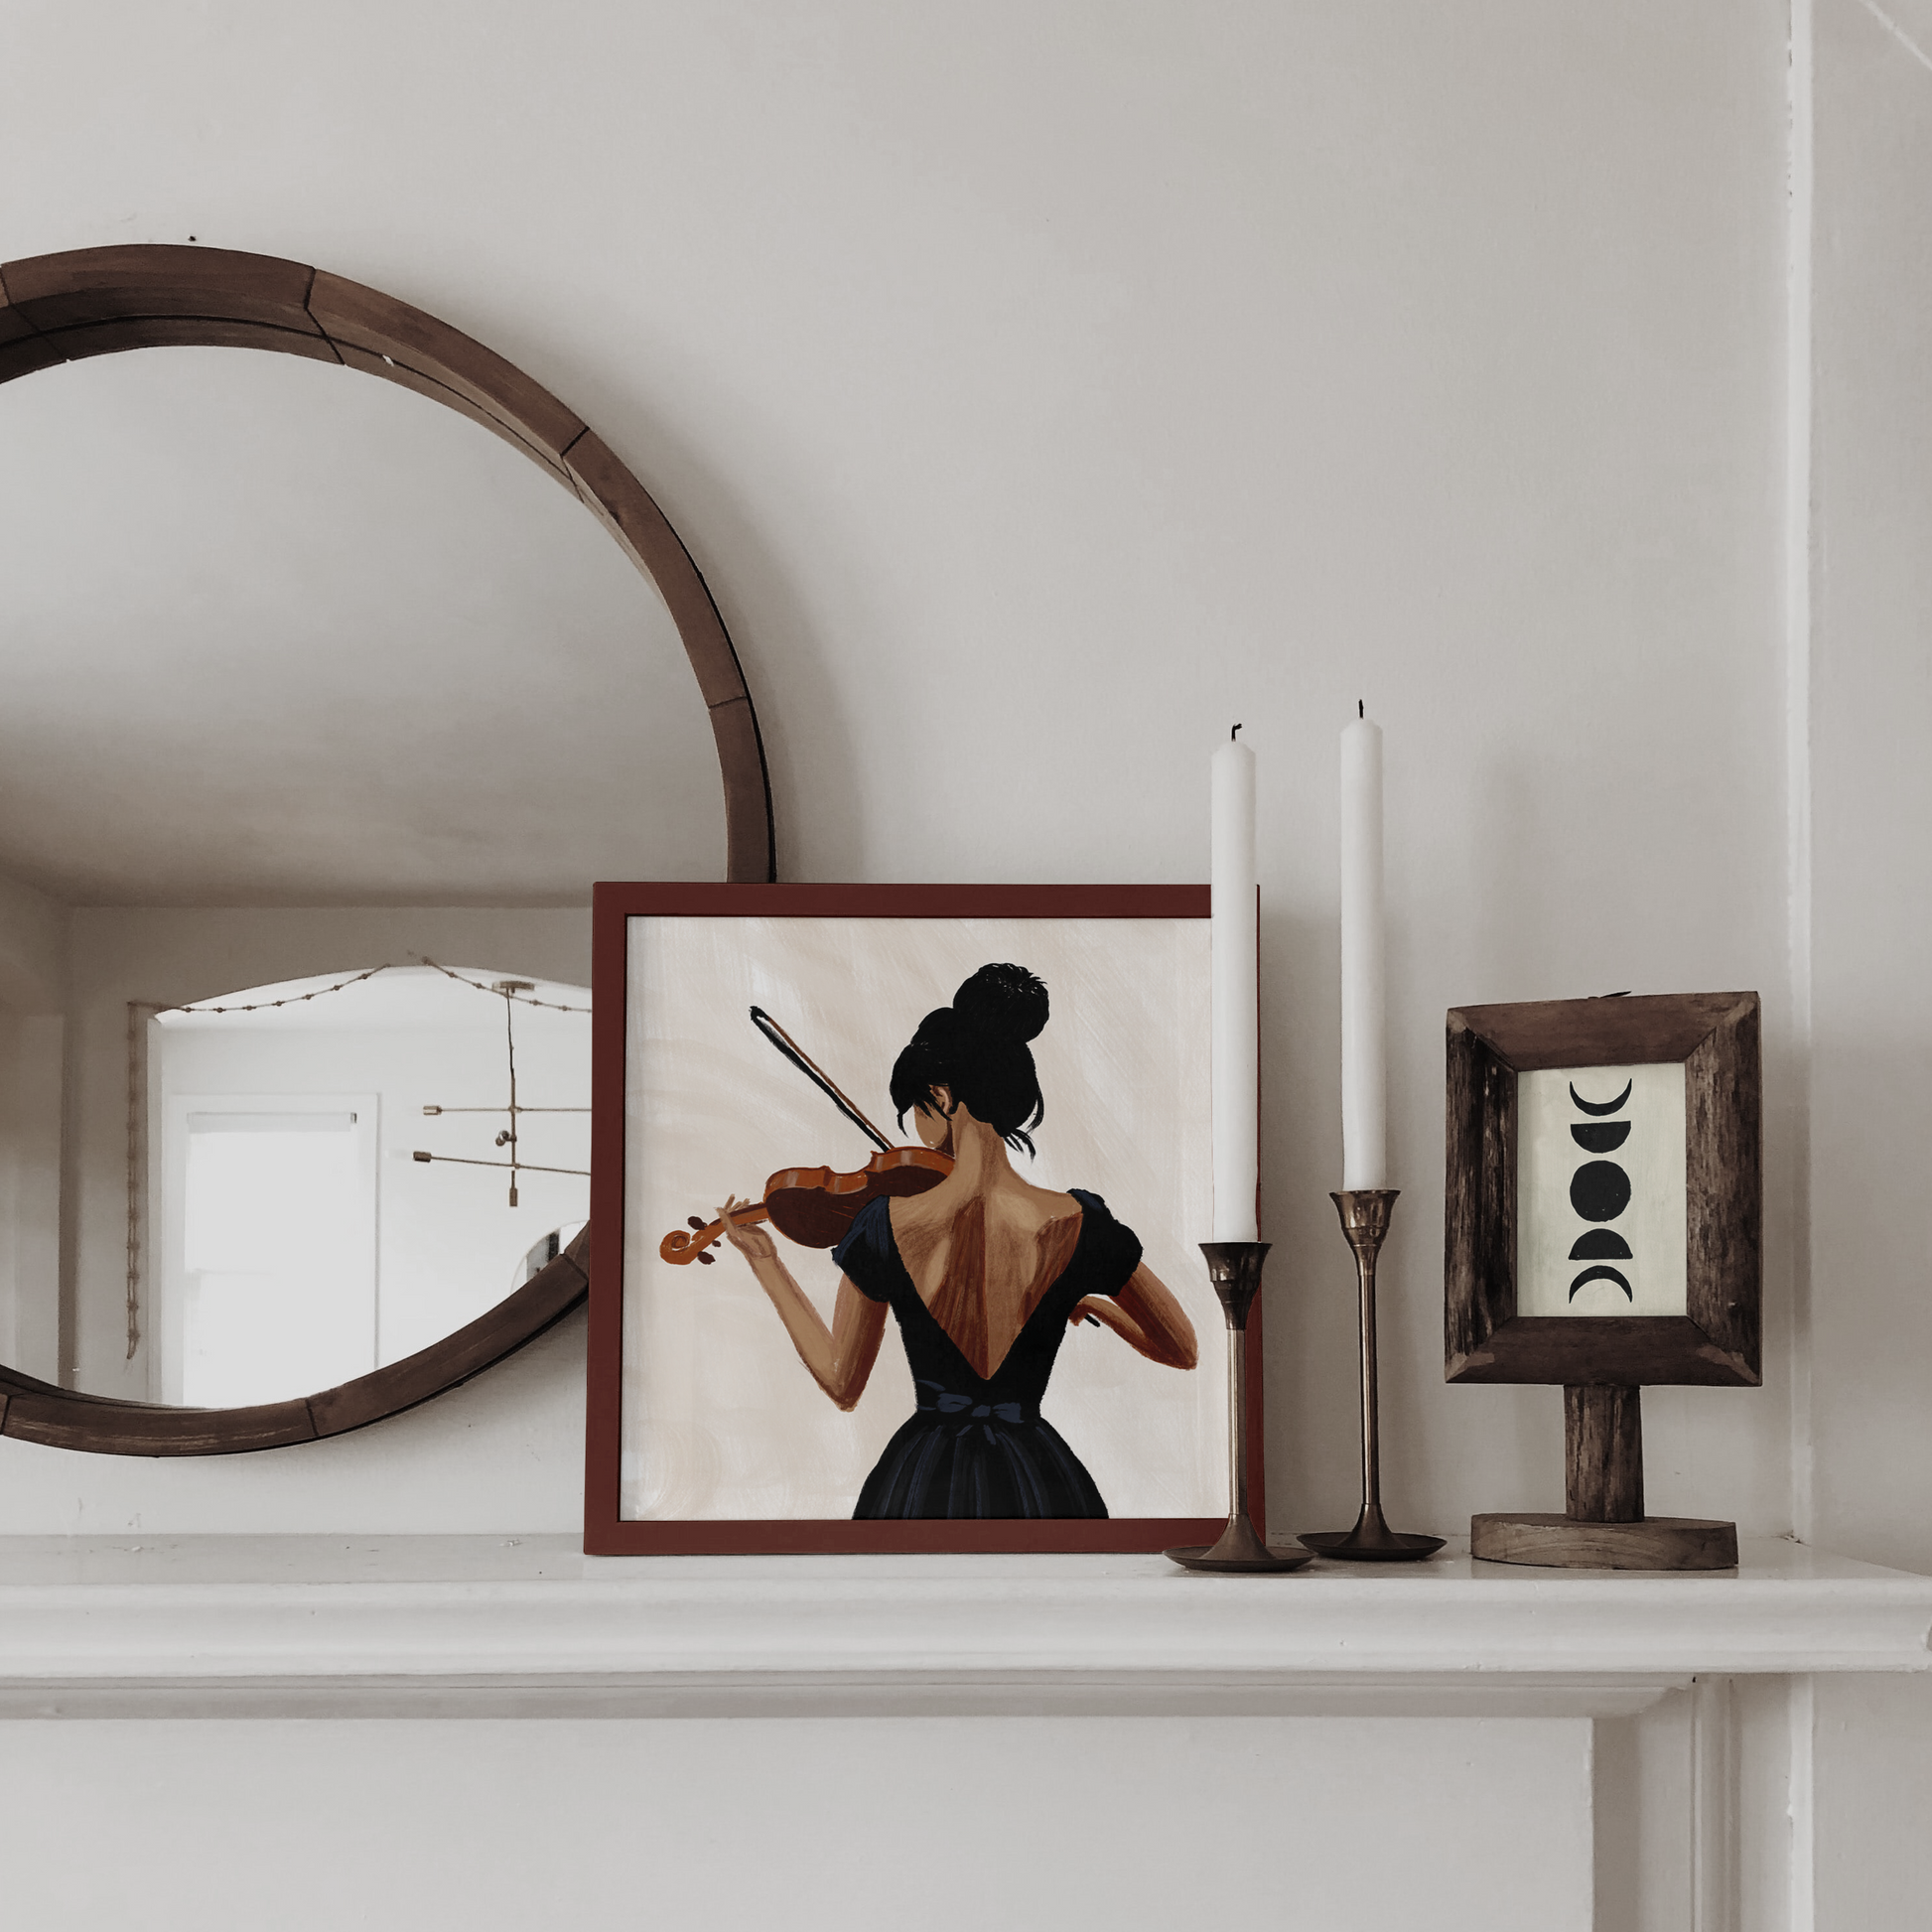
[0,243,773,1452]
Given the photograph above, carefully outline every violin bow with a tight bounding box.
[749,1007,894,1153]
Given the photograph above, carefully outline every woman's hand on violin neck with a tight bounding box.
[718,1196,777,1262]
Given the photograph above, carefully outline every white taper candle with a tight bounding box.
[1211,726,1260,1240]
[1340,707,1388,1190]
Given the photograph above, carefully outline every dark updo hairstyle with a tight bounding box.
[891,963,1049,1155]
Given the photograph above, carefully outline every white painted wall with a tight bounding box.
[0,0,1794,1546]
[0,1715,1592,1932]
[1804,0,1932,1921]
[8,2,1918,1927]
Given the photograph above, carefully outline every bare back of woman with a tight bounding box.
[891,1180,1083,1379]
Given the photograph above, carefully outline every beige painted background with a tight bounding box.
[621,913,1220,1520]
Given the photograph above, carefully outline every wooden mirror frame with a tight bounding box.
[0,243,774,1453]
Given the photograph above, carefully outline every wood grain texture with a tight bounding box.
[1444,992,1763,1388]
[1449,1315,1756,1386]
[0,244,323,334]
[3,1393,318,1456]
[306,268,585,460]
[1470,1512,1738,1571]
[0,1238,590,1457]
[1444,1016,1515,1365]
[332,341,575,483]
[0,274,38,346]
[1565,1383,1643,1521]
[562,428,772,882]
[0,331,96,382]
[0,241,766,1452]
[1449,991,1748,1071]
[12,317,345,372]
[708,694,778,889]
[1685,997,1763,1375]
[559,432,741,703]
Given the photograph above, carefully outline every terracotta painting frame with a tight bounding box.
[1444,991,1762,1389]
[585,882,1259,1555]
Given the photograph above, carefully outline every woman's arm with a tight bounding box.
[1070,1263,1198,1370]
[718,1197,888,1410]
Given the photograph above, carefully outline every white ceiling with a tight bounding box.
[0,345,727,905]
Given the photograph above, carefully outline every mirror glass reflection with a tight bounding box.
[0,345,720,1405]
[151,967,588,1409]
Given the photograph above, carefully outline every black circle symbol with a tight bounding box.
[1570,1161,1631,1222]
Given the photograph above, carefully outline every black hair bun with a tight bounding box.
[953,963,1048,1044]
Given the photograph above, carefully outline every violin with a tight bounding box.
[659,1005,951,1267]
[659,1144,952,1265]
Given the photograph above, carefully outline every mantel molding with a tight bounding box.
[0,1535,1923,1718]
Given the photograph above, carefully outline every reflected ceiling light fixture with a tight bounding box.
[414,956,591,1015]
[412,974,590,1206]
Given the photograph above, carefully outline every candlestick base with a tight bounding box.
[1299,1190,1445,1565]
[1165,1541,1313,1575]
[1165,1242,1312,1576]
[1300,1505,1445,1564]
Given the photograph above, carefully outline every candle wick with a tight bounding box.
[1230,723,1243,741]
[1357,699,1364,719]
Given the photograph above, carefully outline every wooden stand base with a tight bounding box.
[1470,1511,1738,1571]
[1469,1385,1739,1571]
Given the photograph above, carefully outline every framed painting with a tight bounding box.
[586,883,1254,1555]
[1445,990,1761,1389]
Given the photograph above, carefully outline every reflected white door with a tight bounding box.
[159,1094,379,1407]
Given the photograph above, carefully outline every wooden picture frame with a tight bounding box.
[586,882,1258,1556]
[1445,991,1761,1570]
[1446,991,1762,1388]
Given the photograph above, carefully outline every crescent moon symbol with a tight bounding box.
[1569,1265,1634,1303]
[1570,1079,1633,1117]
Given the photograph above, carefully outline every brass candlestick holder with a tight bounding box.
[1165,1242,1311,1575]
[1300,1190,1444,1563]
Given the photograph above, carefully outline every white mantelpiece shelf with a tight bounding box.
[0,1534,1923,1719]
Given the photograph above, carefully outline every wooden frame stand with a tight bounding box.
[1446,993,1761,1572]
[1470,1384,1738,1571]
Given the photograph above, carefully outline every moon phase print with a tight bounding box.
[1515,1061,1688,1318]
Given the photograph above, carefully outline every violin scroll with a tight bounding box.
[659,1207,762,1266]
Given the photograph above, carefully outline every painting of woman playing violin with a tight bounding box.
[599,886,1229,1549]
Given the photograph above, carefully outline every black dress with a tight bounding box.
[831,1187,1142,1520]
